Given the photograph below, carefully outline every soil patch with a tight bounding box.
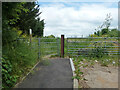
[79,61,118,88]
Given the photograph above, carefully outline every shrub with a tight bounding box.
[2,38,38,88]
[2,56,18,88]
[89,46,107,58]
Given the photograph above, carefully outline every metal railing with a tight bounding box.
[17,38,60,59]
[67,37,120,57]
[37,38,60,58]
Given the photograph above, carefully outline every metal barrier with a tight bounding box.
[37,38,60,58]
[17,38,60,59]
[67,37,120,57]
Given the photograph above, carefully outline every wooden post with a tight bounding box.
[30,29,32,43]
[61,35,64,58]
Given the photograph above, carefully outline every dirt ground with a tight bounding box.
[79,61,118,88]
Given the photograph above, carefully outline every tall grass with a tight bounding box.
[2,37,39,88]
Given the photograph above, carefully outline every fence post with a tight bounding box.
[30,29,32,43]
[66,38,69,57]
[61,35,64,58]
[57,38,60,57]
[38,38,40,59]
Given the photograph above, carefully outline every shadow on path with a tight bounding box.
[17,58,73,88]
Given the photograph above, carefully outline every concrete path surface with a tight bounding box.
[16,58,73,88]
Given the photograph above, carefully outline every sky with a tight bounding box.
[37,1,118,37]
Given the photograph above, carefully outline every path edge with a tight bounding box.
[14,60,40,88]
[69,58,78,89]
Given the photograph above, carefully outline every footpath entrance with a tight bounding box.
[16,58,73,88]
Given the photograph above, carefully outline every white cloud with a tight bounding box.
[37,0,119,2]
[39,3,118,37]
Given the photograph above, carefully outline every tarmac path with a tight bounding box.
[16,58,73,88]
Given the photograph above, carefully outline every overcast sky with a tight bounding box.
[38,2,118,37]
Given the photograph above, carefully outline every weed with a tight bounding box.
[31,70,35,75]
[41,59,50,66]
[2,38,38,88]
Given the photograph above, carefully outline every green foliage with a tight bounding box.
[33,19,44,37]
[73,58,84,81]
[108,29,119,37]
[40,59,50,66]
[15,2,44,36]
[101,28,108,35]
[93,28,119,37]
[92,14,118,37]
[72,76,80,80]
[99,56,118,66]
[2,56,18,88]
[89,46,107,58]
[2,2,27,45]
[2,2,26,26]
[94,32,97,35]
[96,31,100,36]
[45,35,56,38]
[2,2,42,88]
[2,38,38,88]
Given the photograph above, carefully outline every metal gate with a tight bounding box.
[67,37,120,57]
[37,38,60,58]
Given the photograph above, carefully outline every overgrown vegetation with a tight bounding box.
[2,2,119,88]
[2,2,44,88]
[71,14,119,84]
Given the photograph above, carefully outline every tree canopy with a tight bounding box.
[93,14,119,37]
[15,2,44,36]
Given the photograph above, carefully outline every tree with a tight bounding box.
[2,2,44,88]
[32,19,44,37]
[101,28,109,35]
[2,2,27,45]
[46,35,55,38]
[96,31,100,36]
[93,13,112,37]
[102,13,112,29]
[2,2,27,88]
[94,32,97,35]
[15,2,44,36]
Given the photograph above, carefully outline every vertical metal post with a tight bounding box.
[57,38,60,57]
[38,38,40,59]
[104,37,106,54]
[61,35,64,58]
[66,38,68,57]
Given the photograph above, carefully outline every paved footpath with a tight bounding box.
[16,58,73,88]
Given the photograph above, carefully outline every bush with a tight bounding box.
[101,28,108,35]
[2,38,38,88]
[2,56,18,88]
[88,46,107,58]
